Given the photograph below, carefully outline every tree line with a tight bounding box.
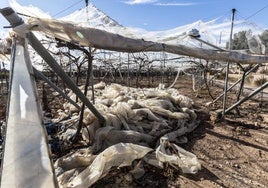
[227,30,268,54]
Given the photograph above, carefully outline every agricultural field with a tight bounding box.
[0,1,268,187]
[11,74,265,188]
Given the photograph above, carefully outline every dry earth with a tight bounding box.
[166,77,267,188]
[91,76,268,188]
[0,76,267,188]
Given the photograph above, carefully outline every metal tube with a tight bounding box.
[191,37,225,51]
[213,64,260,103]
[27,32,106,125]
[224,82,268,114]
[222,62,230,117]
[127,53,130,86]
[0,7,24,27]
[1,7,105,125]
[74,50,92,141]
[0,33,57,188]
[33,67,81,111]
[222,8,236,118]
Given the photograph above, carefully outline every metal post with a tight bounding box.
[74,51,92,141]
[213,64,260,103]
[33,67,81,111]
[27,32,106,125]
[224,82,268,114]
[0,7,104,124]
[90,53,95,104]
[127,53,130,86]
[191,37,225,51]
[0,10,57,184]
[0,7,24,27]
[222,8,236,118]
[161,52,166,84]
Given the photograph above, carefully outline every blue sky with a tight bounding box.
[0,0,268,31]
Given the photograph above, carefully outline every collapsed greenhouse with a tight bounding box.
[0,3,267,188]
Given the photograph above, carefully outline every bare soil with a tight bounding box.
[91,76,268,188]
[1,76,267,188]
[176,78,268,188]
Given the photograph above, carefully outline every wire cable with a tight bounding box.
[236,10,265,32]
[17,12,37,18]
[53,0,84,17]
[245,4,268,20]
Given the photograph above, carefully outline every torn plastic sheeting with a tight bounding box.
[156,136,201,174]
[27,18,268,64]
[66,143,153,188]
[164,121,199,142]
[55,149,96,172]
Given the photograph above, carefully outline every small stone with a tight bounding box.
[233,163,240,169]
[218,146,224,151]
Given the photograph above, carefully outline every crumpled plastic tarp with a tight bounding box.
[156,136,201,174]
[55,82,202,187]
[26,17,268,64]
[66,143,153,188]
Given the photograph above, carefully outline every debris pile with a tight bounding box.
[53,82,201,187]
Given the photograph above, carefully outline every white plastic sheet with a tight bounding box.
[56,82,202,187]
[26,18,268,65]
[156,136,201,174]
[67,143,153,188]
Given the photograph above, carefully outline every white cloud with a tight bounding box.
[155,2,200,6]
[124,0,158,5]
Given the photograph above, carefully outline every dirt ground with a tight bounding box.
[91,76,268,188]
[175,78,268,188]
[0,76,267,188]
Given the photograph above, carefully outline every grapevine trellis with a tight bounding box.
[0,7,268,188]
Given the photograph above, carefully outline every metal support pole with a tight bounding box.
[222,8,236,118]
[127,53,130,86]
[27,32,106,125]
[33,67,81,111]
[224,82,268,114]
[89,50,95,104]
[0,8,57,185]
[74,51,92,141]
[0,7,24,27]
[191,37,226,51]
[0,7,105,125]
[213,64,260,103]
